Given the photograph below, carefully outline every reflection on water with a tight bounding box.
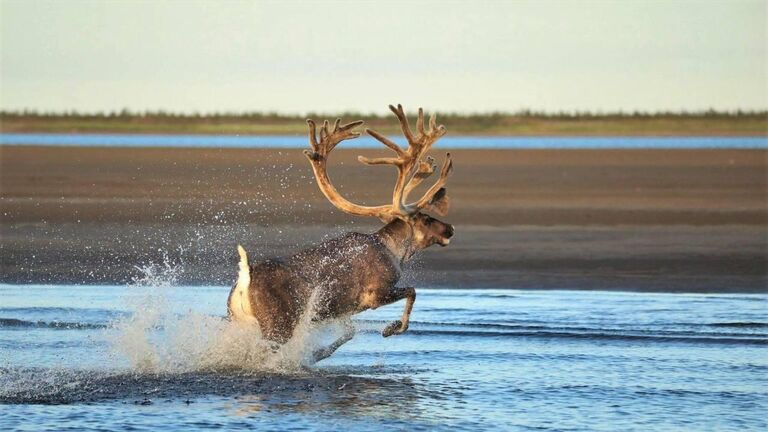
[1,285,767,431]
[230,375,422,422]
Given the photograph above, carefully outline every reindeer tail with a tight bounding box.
[236,244,250,286]
[227,245,255,322]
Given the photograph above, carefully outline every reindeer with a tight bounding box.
[227,104,454,362]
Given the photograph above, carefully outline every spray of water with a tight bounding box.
[107,255,350,374]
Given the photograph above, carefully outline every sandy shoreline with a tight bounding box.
[1,146,766,291]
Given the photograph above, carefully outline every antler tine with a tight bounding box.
[403,156,436,201]
[365,128,406,157]
[306,119,319,152]
[389,104,415,144]
[416,108,425,135]
[358,156,401,166]
[338,120,362,132]
[408,153,453,211]
[320,120,329,141]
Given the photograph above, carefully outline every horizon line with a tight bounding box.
[3,107,767,119]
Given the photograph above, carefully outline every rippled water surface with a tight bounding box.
[1,284,766,431]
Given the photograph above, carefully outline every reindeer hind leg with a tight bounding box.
[311,322,356,363]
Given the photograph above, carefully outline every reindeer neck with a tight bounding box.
[375,219,416,264]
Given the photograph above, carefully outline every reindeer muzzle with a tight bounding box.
[439,224,455,246]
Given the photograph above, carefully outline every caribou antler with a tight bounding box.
[304,104,452,221]
[363,104,452,215]
[303,118,391,218]
[403,156,436,201]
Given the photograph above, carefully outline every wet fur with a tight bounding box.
[227,217,452,345]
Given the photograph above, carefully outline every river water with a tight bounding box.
[1,282,766,431]
[1,133,766,149]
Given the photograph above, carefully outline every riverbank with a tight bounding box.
[1,146,766,291]
[2,112,766,136]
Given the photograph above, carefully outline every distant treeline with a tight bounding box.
[1,108,766,136]
[3,107,766,119]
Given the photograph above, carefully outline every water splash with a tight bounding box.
[107,254,350,374]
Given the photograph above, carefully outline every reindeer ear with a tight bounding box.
[424,187,450,216]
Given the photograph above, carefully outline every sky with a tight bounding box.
[1,0,766,114]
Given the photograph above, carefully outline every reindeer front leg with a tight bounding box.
[379,286,416,337]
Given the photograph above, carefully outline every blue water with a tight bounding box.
[1,133,766,149]
[1,284,766,431]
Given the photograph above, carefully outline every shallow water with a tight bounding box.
[1,284,766,431]
[1,133,766,149]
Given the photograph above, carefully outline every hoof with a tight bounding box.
[382,320,407,337]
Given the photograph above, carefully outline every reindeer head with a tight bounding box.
[303,104,454,254]
[409,211,455,248]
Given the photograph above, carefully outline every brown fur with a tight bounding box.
[228,216,453,348]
